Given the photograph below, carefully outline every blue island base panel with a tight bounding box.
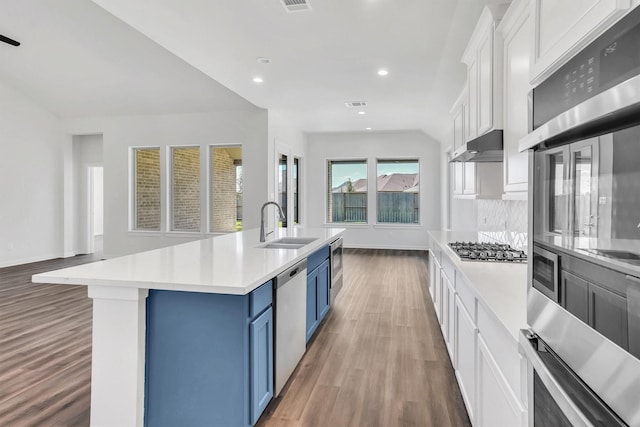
[144,285,273,427]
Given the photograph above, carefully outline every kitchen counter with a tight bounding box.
[428,230,528,340]
[32,227,344,295]
[31,227,344,427]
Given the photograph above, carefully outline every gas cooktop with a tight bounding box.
[448,241,527,263]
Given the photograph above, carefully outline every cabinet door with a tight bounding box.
[317,259,331,322]
[463,163,477,195]
[502,6,531,194]
[453,107,465,151]
[561,271,589,323]
[589,283,629,349]
[306,268,319,342]
[468,60,479,140]
[452,162,464,195]
[440,275,450,341]
[446,278,456,362]
[434,265,442,321]
[250,307,274,425]
[531,0,630,83]
[455,296,477,424]
[477,27,494,136]
[477,336,524,427]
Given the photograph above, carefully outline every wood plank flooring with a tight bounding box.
[0,254,100,427]
[0,249,470,427]
[258,249,471,427]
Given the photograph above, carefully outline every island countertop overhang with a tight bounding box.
[32,227,345,295]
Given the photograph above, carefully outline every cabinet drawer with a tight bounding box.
[250,280,273,318]
[307,246,330,272]
[477,303,522,396]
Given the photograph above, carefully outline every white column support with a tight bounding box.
[87,285,149,427]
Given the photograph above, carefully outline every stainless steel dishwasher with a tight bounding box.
[274,258,307,396]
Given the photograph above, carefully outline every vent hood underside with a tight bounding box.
[450,129,503,162]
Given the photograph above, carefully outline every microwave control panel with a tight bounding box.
[533,6,640,129]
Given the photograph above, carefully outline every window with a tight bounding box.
[376,159,419,224]
[133,148,161,230]
[171,146,201,231]
[327,160,367,223]
[279,153,288,227]
[210,146,242,233]
[293,157,300,224]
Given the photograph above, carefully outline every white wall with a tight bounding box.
[0,82,65,267]
[306,130,441,250]
[64,109,268,258]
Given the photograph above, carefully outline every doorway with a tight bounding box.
[88,166,104,254]
[70,134,103,255]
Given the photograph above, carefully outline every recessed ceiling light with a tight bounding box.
[377,69,389,76]
[358,111,366,115]
[252,77,264,83]
[256,57,271,64]
[365,127,372,131]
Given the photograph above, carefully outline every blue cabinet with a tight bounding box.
[250,307,273,425]
[144,281,273,427]
[306,246,331,342]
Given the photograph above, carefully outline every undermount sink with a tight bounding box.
[272,237,318,245]
[259,237,318,250]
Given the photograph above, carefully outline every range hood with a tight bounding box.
[450,129,503,162]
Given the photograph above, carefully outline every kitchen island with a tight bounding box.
[32,227,344,427]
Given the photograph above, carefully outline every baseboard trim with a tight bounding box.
[344,244,428,251]
[0,253,61,269]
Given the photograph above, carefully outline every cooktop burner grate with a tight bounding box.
[448,241,527,263]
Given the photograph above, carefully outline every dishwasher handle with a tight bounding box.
[276,259,307,289]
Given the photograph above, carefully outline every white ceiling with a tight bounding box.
[0,0,253,118]
[0,0,509,141]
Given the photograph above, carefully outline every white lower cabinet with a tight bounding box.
[428,250,526,426]
[446,278,456,362]
[477,335,525,427]
[455,296,477,424]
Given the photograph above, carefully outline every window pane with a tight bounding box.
[210,146,242,233]
[134,148,161,230]
[376,159,419,224]
[327,160,367,223]
[171,147,200,231]
[293,158,300,224]
[279,154,288,227]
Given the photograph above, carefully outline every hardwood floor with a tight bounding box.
[0,249,470,427]
[258,249,471,427]
[0,254,100,427]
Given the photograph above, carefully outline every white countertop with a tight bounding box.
[32,227,344,295]
[428,230,528,340]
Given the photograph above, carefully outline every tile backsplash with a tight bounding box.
[478,199,528,250]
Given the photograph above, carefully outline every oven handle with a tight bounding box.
[519,330,595,427]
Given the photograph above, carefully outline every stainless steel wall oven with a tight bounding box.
[521,5,640,426]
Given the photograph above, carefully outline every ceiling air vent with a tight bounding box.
[281,0,311,12]
[345,101,367,108]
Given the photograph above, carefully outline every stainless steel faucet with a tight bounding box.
[260,201,286,242]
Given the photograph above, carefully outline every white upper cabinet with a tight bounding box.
[530,0,632,84]
[450,88,467,152]
[462,4,509,140]
[499,0,532,197]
